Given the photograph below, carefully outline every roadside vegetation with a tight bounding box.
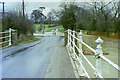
[2,10,35,46]
[22,38,40,44]
[2,11,34,36]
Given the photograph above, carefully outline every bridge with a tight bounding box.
[66,29,120,78]
[0,28,119,79]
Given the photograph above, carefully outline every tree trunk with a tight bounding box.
[105,16,109,37]
[64,31,68,46]
[118,1,120,32]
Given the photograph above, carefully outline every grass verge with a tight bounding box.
[59,29,64,32]
[22,38,40,44]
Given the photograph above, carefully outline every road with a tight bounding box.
[2,36,75,78]
[34,32,64,37]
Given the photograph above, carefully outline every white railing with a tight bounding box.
[66,29,120,79]
[0,28,16,49]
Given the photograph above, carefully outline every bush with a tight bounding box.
[2,11,34,36]
[77,23,83,30]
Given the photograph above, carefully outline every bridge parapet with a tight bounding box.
[66,29,120,79]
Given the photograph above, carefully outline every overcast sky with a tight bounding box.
[0,2,61,16]
[0,0,87,16]
[0,0,118,17]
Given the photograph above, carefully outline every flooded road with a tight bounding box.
[2,36,75,78]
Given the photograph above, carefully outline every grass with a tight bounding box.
[34,24,51,32]
[45,26,63,32]
[59,29,64,32]
[22,38,40,44]
[34,24,64,33]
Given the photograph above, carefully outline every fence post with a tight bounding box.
[79,30,82,52]
[9,28,12,46]
[72,30,76,59]
[95,37,103,78]
[78,30,84,76]
[69,30,72,52]
[67,29,69,47]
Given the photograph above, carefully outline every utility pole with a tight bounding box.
[3,2,4,17]
[22,0,24,18]
[0,2,5,18]
[0,2,5,42]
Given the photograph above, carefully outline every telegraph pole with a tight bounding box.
[3,2,4,17]
[22,0,24,18]
[0,2,5,18]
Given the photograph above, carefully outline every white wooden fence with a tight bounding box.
[66,29,120,79]
[0,28,16,49]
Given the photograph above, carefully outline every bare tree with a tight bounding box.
[87,1,118,36]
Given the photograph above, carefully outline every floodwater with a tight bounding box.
[80,34,119,78]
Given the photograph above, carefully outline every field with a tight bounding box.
[34,24,64,33]
[34,24,51,32]
[45,26,63,32]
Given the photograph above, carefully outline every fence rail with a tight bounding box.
[66,29,120,78]
[0,28,17,49]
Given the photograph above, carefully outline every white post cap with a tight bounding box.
[79,30,82,36]
[95,37,103,44]
[73,30,75,33]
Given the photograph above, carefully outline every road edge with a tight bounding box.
[2,40,41,59]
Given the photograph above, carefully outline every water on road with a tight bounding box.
[81,34,119,78]
[2,36,75,78]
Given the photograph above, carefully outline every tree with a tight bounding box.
[118,1,120,32]
[2,11,34,35]
[31,9,43,24]
[89,1,119,36]
[75,4,93,31]
[46,12,54,25]
[59,2,77,30]
[56,1,118,37]
[58,2,78,46]
[45,9,60,25]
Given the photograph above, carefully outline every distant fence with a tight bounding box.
[0,28,17,49]
[66,29,120,78]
